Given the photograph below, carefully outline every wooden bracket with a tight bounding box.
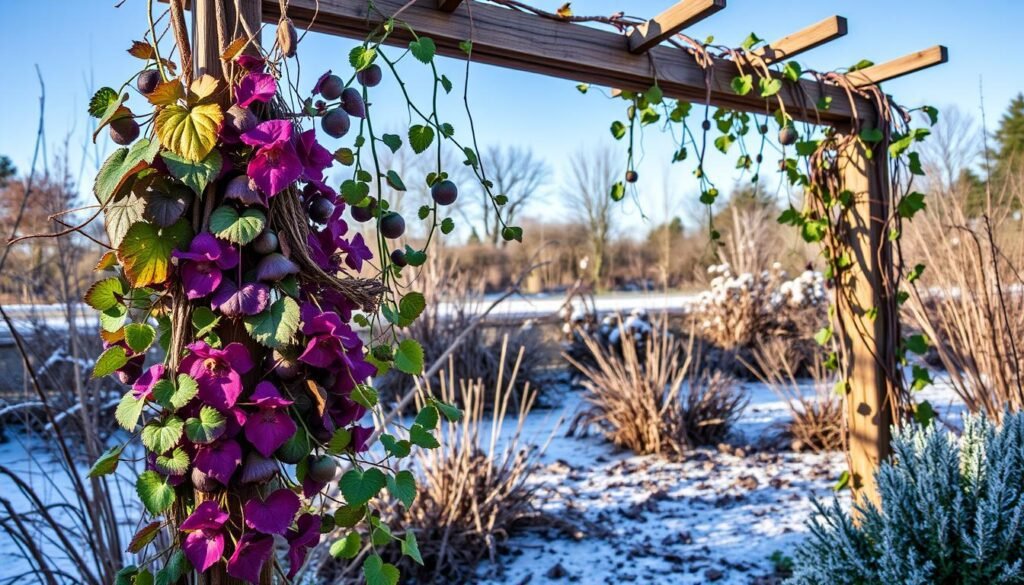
[848,45,948,86]
[627,0,726,54]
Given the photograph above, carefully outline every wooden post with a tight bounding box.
[837,131,898,505]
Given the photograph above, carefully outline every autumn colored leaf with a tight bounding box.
[117,219,193,287]
[188,74,221,104]
[220,37,248,61]
[556,2,573,17]
[147,80,185,107]
[155,102,223,162]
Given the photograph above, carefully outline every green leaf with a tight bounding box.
[161,150,222,196]
[459,40,473,55]
[136,471,176,515]
[440,74,453,94]
[209,206,266,245]
[905,334,929,355]
[385,170,406,191]
[117,220,194,288]
[848,58,874,72]
[402,531,424,565]
[833,470,850,491]
[897,192,926,219]
[409,424,440,449]
[155,551,190,585]
[414,405,438,430]
[191,306,220,338]
[88,444,125,478]
[125,323,156,353]
[349,46,377,71]
[330,532,362,559]
[85,277,127,311]
[440,217,455,234]
[380,434,412,458]
[381,134,402,153]
[814,327,833,346]
[644,85,663,105]
[501,226,523,242]
[399,292,426,324]
[911,365,933,392]
[731,74,753,96]
[185,406,226,444]
[116,392,147,431]
[431,399,462,422]
[363,555,400,585]
[782,61,802,83]
[334,505,366,528]
[409,37,436,63]
[93,345,129,379]
[908,263,926,283]
[141,416,184,454]
[340,468,387,506]
[394,339,424,375]
[94,139,162,204]
[576,83,589,94]
[387,470,417,508]
[244,296,300,349]
[859,127,884,143]
[758,78,782,98]
[610,121,627,140]
[155,102,223,162]
[351,384,378,409]
[408,125,435,154]
[921,105,939,126]
[89,87,119,118]
[610,182,626,202]
[328,428,352,454]
[740,32,763,51]
[105,191,148,248]
[914,400,936,425]
[155,447,190,475]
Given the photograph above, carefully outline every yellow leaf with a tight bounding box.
[117,220,193,287]
[147,80,184,107]
[220,37,248,61]
[128,40,156,60]
[188,75,221,104]
[556,2,573,17]
[155,102,223,162]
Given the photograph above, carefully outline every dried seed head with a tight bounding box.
[277,18,298,58]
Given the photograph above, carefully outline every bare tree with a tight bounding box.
[474,145,549,246]
[918,105,982,195]
[564,146,618,288]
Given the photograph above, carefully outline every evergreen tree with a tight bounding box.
[992,93,1024,180]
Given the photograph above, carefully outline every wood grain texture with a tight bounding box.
[848,45,948,87]
[627,0,726,54]
[756,15,847,64]
[436,0,464,12]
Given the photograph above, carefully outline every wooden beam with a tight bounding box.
[252,0,874,125]
[627,0,726,54]
[756,15,847,64]
[436,0,463,12]
[848,45,948,87]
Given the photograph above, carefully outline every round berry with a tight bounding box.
[252,230,279,255]
[379,212,405,239]
[308,455,338,483]
[321,108,351,139]
[431,180,459,206]
[309,197,335,223]
[390,249,408,267]
[137,69,161,95]
[701,119,711,131]
[778,125,799,146]
[356,64,383,87]
[351,200,377,223]
[625,170,639,183]
[109,117,140,145]
[340,87,366,118]
[319,74,344,100]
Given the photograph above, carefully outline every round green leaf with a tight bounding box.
[244,296,299,349]
[93,345,129,379]
[136,470,176,515]
[209,206,266,245]
[125,323,156,353]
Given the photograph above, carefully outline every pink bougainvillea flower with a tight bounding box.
[244,381,297,457]
[211,280,270,317]
[181,501,229,572]
[244,488,301,535]
[173,233,239,300]
[285,513,322,577]
[235,72,277,108]
[226,532,274,583]
[132,364,166,399]
[295,129,333,184]
[241,120,303,198]
[194,438,243,485]
[180,341,253,410]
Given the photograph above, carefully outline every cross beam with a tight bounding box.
[259,0,876,125]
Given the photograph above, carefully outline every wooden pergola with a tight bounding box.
[187,0,947,505]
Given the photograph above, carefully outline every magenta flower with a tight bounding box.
[226,532,274,583]
[241,120,303,198]
[180,341,253,410]
[194,438,243,486]
[339,232,373,272]
[211,280,270,317]
[132,364,166,399]
[295,129,333,184]
[181,501,229,572]
[244,488,300,535]
[298,304,363,370]
[244,381,297,457]
[285,513,322,577]
[235,72,277,108]
[173,233,240,300]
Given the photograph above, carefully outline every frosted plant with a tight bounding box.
[788,412,1024,584]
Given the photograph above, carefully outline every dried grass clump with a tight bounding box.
[745,337,843,452]
[567,320,746,457]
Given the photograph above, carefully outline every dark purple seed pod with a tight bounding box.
[322,108,351,139]
[431,180,458,206]
[192,468,219,493]
[109,117,140,145]
[340,87,366,118]
[351,200,377,223]
[251,230,279,255]
[137,69,161,95]
[257,253,300,282]
[309,196,335,223]
[390,249,408,267]
[356,64,383,87]
[226,104,257,136]
[241,452,278,484]
[380,212,406,239]
[307,455,338,483]
[319,74,344,100]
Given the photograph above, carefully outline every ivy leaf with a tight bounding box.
[334,147,355,165]
[409,37,436,64]
[161,150,222,196]
[859,127,884,143]
[125,323,156,353]
[154,551,189,585]
[115,392,147,431]
[363,555,400,585]
[914,400,936,425]
[381,134,402,153]
[93,345,129,378]
[89,87,119,118]
[94,139,161,204]
[328,428,352,454]
[85,277,126,311]
[136,471,176,515]
[184,406,226,444]
[192,307,220,338]
[408,125,435,154]
[759,78,782,98]
[141,416,184,455]
[731,75,753,96]
[409,424,440,449]
[351,385,378,409]
[334,505,366,528]
[88,444,125,478]
[911,365,933,392]
[610,121,626,140]
[330,532,362,559]
[782,61,802,82]
[394,339,424,375]
[155,447,190,475]
[814,327,833,346]
[209,206,266,245]
[340,468,387,506]
[349,46,377,71]
[155,102,223,162]
[432,399,462,422]
[244,296,300,349]
[905,334,929,355]
[117,220,194,287]
[897,192,926,219]
[387,470,417,508]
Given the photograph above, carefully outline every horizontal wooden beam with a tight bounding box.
[847,45,948,87]
[436,0,463,12]
[756,15,847,64]
[627,0,726,54]
[236,0,880,124]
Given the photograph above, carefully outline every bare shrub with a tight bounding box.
[744,337,843,452]
[566,320,746,457]
[904,181,1024,418]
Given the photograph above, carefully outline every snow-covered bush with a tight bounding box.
[788,412,1024,585]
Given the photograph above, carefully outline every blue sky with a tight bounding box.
[1,0,1021,235]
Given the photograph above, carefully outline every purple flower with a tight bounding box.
[226,532,274,583]
[285,513,321,577]
[339,232,373,272]
[132,364,166,399]
[235,72,277,108]
[194,438,243,486]
[180,341,253,410]
[295,129,333,184]
[181,501,229,572]
[351,425,374,452]
[236,54,266,72]
[241,120,303,198]
[211,280,270,317]
[244,381,297,457]
[173,233,239,300]
[244,488,300,535]
[298,304,363,370]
